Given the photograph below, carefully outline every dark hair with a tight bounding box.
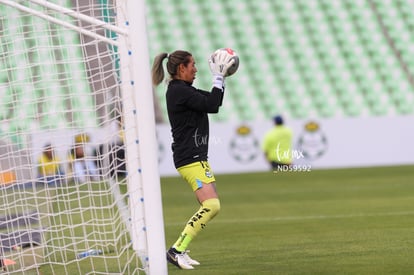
[151,50,192,86]
[274,115,284,125]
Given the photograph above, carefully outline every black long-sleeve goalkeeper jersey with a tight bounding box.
[166,79,224,168]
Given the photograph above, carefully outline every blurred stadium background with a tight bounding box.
[0,0,413,177]
[147,0,414,121]
[146,0,414,174]
[1,0,413,124]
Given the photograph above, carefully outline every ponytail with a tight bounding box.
[151,50,193,86]
[151,52,168,86]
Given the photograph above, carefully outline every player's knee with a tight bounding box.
[203,198,221,218]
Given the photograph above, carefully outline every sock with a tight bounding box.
[173,198,220,252]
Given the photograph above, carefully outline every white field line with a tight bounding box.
[165,211,414,227]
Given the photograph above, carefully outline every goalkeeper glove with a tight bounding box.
[209,51,235,76]
[211,74,225,90]
[209,52,235,90]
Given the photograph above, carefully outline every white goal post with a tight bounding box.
[0,0,166,274]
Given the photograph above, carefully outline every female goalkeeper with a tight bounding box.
[151,50,234,270]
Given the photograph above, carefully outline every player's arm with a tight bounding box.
[182,86,223,113]
[180,50,234,113]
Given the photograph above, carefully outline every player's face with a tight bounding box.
[179,56,197,84]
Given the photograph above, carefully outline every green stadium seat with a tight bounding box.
[0,6,40,131]
[396,97,414,114]
[2,0,99,131]
[3,0,413,131]
[85,0,414,121]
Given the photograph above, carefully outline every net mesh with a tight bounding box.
[0,0,147,274]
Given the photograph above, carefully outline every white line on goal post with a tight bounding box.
[0,0,120,46]
[116,1,167,275]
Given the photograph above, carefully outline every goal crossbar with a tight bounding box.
[0,0,123,46]
[28,0,128,36]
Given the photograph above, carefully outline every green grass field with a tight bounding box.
[162,165,414,275]
[5,165,412,274]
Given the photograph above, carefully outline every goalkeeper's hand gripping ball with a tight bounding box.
[209,48,239,77]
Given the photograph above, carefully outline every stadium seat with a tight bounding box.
[0,6,39,129]
[2,0,414,135]
[0,0,98,135]
[152,0,391,119]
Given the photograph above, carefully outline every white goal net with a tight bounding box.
[0,0,166,274]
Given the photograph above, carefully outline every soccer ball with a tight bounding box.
[213,48,239,77]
